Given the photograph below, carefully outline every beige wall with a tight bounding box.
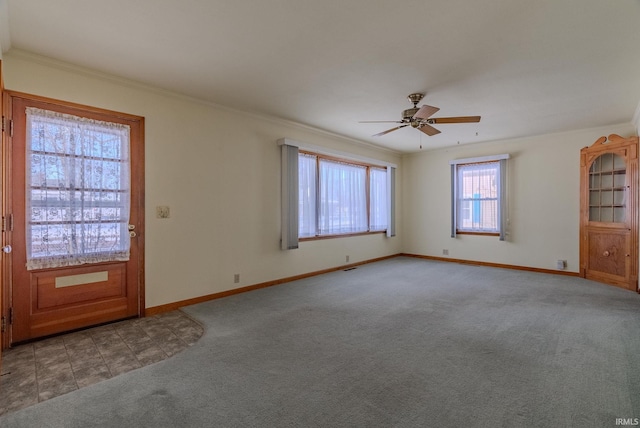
[402,124,636,272]
[4,50,639,308]
[3,51,403,308]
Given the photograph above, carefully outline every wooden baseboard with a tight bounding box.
[145,254,400,316]
[146,253,581,316]
[400,253,581,277]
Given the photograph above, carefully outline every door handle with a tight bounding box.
[2,245,12,253]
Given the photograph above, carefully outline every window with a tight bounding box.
[280,139,395,250]
[457,162,499,232]
[299,152,387,238]
[450,154,509,240]
[26,107,131,269]
[298,152,317,238]
[369,167,388,232]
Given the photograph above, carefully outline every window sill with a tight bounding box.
[300,230,387,241]
[456,231,500,237]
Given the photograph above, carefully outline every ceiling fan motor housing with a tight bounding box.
[403,93,425,120]
[403,107,419,120]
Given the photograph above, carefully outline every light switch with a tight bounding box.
[156,206,170,219]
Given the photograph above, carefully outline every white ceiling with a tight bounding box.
[1,0,640,153]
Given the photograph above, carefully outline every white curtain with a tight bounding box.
[25,107,131,270]
[298,153,317,238]
[318,159,367,235]
[369,167,388,231]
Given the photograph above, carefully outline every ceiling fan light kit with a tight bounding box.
[361,93,481,139]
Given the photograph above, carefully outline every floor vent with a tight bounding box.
[343,267,357,272]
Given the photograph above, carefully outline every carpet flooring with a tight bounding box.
[1,257,639,427]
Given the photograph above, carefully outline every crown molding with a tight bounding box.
[5,49,402,156]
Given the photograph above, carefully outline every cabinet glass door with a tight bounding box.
[589,153,626,222]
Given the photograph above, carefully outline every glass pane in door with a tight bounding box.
[26,107,131,270]
[589,154,625,223]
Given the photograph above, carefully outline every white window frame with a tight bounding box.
[450,154,509,241]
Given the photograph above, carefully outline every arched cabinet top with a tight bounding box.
[581,134,638,165]
[583,134,639,150]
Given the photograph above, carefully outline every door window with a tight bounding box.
[25,107,131,270]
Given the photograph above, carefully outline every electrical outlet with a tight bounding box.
[234,274,240,284]
[156,206,170,219]
[443,249,449,256]
[556,260,567,270]
[346,255,350,263]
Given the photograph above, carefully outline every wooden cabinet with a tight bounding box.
[580,134,639,291]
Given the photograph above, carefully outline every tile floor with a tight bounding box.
[0,310,204,416]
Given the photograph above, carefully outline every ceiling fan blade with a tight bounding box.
[418,123,441,136]
[373,124,408,137]
[413,105,440,120]
[429,116,481,124]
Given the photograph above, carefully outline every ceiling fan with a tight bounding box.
[360,93,480,137]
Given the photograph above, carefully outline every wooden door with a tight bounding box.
[4,92,145,344]
[580,134,639,291]
[0,59,4,365]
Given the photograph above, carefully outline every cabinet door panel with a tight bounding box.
[586,228,629,281]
